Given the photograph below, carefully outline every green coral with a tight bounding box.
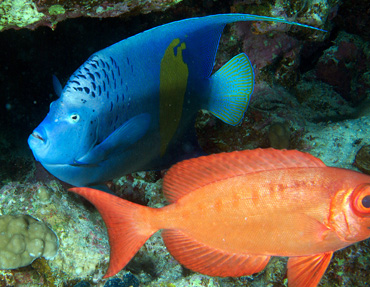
[0,214,59,269]
[48,5,65,16]
[0,0,44,31]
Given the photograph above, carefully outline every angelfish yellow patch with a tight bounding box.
[159,38,189,156]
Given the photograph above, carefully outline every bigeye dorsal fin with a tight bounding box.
[52,75,63,97]
[163,148,326,203]
[76,113,151,165]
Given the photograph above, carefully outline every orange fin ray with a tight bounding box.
[287,252,333,287]
[69,187,155,278]
[162,229,270,277]
[163,148,325,202]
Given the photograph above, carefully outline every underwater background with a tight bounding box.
[0,0,370,286]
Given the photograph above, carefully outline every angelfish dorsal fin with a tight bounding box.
[162,148,326,203]
[52,75,63,97]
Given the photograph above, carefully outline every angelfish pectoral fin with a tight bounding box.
[159,38,189,157]
[71,160,100,167]
[287,252,333,287]
[76,113,151,165]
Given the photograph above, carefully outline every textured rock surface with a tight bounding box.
[0,0,183,32]
[0,181,109,285]
[1,0,370,286]
[316,31,370,103]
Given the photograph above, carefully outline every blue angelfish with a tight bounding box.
[28,14,323,187]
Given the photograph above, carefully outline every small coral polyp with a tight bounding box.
[0,214,59,269]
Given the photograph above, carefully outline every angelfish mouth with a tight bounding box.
[32,132,44,142]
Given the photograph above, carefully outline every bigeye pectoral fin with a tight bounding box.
[207,53,254,126]
[52,75,63,98]
[76,113,151,165]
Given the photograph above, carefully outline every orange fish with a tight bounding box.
[69,148,370,286]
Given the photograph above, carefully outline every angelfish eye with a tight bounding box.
[71,114,80,123]
[362,195,370,208]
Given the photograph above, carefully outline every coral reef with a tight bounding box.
[354,145,370,175]
[197,81,306,153]
[0,0,43,31]
[294,75,355,121]
[103,274,140,287]
[334,0,370,41]
[232,0,337,31]
[316,31,370,103]
[0,181,109,285]
[0,214,58,269]
[0,0,183,32]
[268,121,291,149]
[227,0,331,85]
[1,0,370,286]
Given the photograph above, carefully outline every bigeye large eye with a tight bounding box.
[70,114,80,123]
[352,184,370,216]
[362,195,370,208]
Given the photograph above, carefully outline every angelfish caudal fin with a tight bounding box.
[69,187,157,278]
[207,53,254,125]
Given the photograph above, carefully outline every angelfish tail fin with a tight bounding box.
[69,187,157,278]
[207,53,254,125]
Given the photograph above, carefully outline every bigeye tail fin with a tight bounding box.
[207,53,254,125]
[69,187,156,278]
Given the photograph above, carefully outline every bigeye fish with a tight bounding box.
[28,14,323,187]
[70,148,370,286]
